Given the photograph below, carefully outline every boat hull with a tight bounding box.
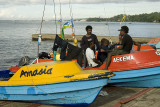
[0,78,109,106]
[109,66,160,87]
[84,50,160,87]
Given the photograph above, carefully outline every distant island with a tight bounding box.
[76,12,160,23]
[1,12,159,23]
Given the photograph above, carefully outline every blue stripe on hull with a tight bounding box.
[110,76,160,87]
[0,78,109,95]
[109,66,160,87]
[32,87,102,106]
[0,79,108,106]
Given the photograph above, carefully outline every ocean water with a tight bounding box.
[0,20,160,69]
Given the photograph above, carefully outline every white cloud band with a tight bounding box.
[0,0,160,6]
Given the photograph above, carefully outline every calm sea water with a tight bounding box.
[0,20,160,69]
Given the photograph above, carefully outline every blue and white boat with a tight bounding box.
[0,61,114,106]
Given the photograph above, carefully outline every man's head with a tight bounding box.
[88,41,95,50]
[118,26,129,35]
[101,38,109,46]
[86,25,92,35]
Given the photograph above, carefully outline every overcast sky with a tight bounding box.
[0,0,160,20]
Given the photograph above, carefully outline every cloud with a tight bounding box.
[0,0,160,6]
[0,9,14,17]
[0,9,16,19]
[0,8,27,19]
[71,0,160,4]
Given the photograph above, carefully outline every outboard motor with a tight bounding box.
[18,56,30,66]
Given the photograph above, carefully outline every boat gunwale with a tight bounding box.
[0,70,114,86]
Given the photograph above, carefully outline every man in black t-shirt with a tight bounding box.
[80,25,100,68]
[80,25,99,52]
[104,26,133,70]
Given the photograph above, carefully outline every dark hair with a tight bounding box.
[101,38,109,45]
[86,25,92,31]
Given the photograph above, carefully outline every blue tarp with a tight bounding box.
[0,69,10,78]
[156,42,160,49]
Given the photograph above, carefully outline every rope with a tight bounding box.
[104,8,112,44]
[35,24,41,34]
[37,0,47,59]
[25,64,107,101]
[59,0,62,33]
[69,0,74,33]
[52,0,58,34]
[39,0,46,35]
[26,0,49,99]
[123,6,126,26]
[22,0,46,57]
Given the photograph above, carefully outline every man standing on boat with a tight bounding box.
[81,25,100,67]
[104,26,133,70]
[81,25,99,52]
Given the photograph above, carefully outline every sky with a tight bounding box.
[0,0,160,20]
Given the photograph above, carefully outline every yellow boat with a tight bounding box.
[0,61,115,106]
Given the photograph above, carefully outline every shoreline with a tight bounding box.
[32,34,153,44]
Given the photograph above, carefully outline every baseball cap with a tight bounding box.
[118,26,129,33]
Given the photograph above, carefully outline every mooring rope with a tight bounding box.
[69,0,74,33]
[104,8,112,44]
[59,0,62,33]
[40,0,46,35]
[52,0,58,34]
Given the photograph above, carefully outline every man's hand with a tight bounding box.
[100,49,105,52]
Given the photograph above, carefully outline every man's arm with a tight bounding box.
[93,35,100,50]
[133,41,141,51]
[114,45,123,50]
[93,58,102,65]
[100,46,111,53]
[114,35,126,50]
[80,36,85,49]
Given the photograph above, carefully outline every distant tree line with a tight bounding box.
[86,12,160,22]
[86,17,106,22]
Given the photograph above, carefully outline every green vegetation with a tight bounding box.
[85,12,160,22]
[87,17,106,22]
